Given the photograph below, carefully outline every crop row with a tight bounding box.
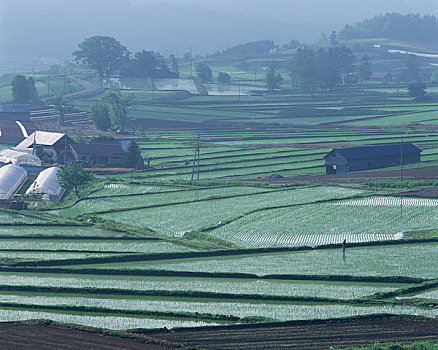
[208,197,438,248]
[98,186,363,237]
[102,243,438,279]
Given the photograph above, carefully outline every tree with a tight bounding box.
[358,54,372,82]
[73,36,129,77]
[405,54,420,82]
[121,50,174,78]
[49,95,74,125]
[126,140,141,168]
[289,46,319,93]
[57,163,94,199]
[90,102,111,130]
[265,64,283,91]
[408,82,426,99]
[329,31,338,46]
[12,75,38,103]
[169,54,179,78]
[195,63,212,83]
[102,89,134,131]
[33,145,53,164]
[217,72,231,84]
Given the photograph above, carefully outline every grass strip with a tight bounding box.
[0,284,349,304]
[0,266,424,284]
[0,301,239,323]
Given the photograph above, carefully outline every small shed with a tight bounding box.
[324,143,421,175]
[0,104,31,121]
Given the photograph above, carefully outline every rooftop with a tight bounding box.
[16,131,66,149]
[325,143,421,160]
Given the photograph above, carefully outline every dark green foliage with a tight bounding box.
[57,163,94,199]
[73,36,129,77]
[408,82,426,99]
[211,40,276,57]
[289,46,355,93]
[102,89,134,131]
[339,13,438,42]
[358,54,372,82]
[12,75,38,103]
[405,54,420,82]
[217,72,231,84]
[33,145,53,164]
[265,64,283,91]
[169,54,179,78]
[90,102,111,130]
[121,50,174,78]
[329,30,338,46]
[91,135,116,142]
[195,63,213,83]
[345,342,438,350]
[289,39,301,49]
[126,140,140,168]
[48,95,74,125]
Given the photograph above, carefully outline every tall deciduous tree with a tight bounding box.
[73,36,129,78]
[408,82,426,99]
[358,54,372,82]
[57,163,94,199]
[49,95,74,125]
[406,54,420,82]
[90,102,111,131]
[12,75,38,103]
[102,89,134,131]
[195,63,212,83]
[265,64,283,91]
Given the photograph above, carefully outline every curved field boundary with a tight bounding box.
[82,188,289,215]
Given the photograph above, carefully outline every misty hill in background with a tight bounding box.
[340,13,438,42]
[1,0,438,74]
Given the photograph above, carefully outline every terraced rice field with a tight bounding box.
[0,295,434,322]
[97,187,363,237]
[0,239,192,253]
[206,196,438,247]
[0,309,215,329]
[96,243,438,279]
[0,273,401,299]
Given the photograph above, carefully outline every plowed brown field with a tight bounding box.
[146,315,438,350]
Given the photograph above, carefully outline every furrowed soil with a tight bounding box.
[0,320,180,350]
[146,315,438,350]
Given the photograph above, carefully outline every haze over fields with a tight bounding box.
[0,0,437,73]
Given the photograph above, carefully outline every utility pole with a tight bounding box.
[190,135,200,181]
[47,76,50,98]
[400,135,403,184]
[63,72,66,96]
[190,47,193,77]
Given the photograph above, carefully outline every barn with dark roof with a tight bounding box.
[324,143,421,175]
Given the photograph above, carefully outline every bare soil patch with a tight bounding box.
[146,314,438,350]
[0,320,181,350]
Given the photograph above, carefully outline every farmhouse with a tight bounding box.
[0,104,31,121]
[16,131,73,163]
[69,140,144,169]
[324,143,421,175]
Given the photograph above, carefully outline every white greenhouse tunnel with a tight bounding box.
[0,164,28,199]
[26,167,62,200]
[0,148,41,166]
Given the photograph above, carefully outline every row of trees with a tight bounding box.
[73,36,177,78]
[286,46,370,93]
